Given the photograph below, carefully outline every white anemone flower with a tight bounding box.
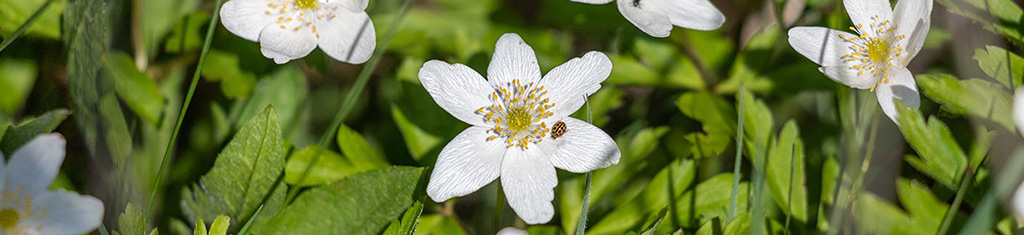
[496,227,528,235]
[570,0,725,37]
[420,33,621,224]
[787,0,932,123]
[0,134,104,235]
[1012,88,1024,223]
[220,0,376,64]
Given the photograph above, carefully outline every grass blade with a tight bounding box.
[0,0,56,53]
[728,84,745,222]
[575,95,594,235]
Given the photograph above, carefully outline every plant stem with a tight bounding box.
[0,0,56,53]
[728,84,745,223]
[145,0,225,216]
[575,95,594,235]
[785,144,795,235]
[937,166,975,235]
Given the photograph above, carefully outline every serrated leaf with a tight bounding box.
[676,91,736,157]
[974,46,1024,89]
[182,106,285,232]
[383,201,424,235]
[119,203,146,235]
[656,174,750,233]
[765,121,808,222]
[588,159,698,234]
[0,58,37,114]
[894,101,967,188]
[0,108,70,154]
[209,216,230,235]
[194,216,207,235]
[262,167,424,234]
[937,0,1024,45]
[916,75,1014,133]
[104,51,165,123]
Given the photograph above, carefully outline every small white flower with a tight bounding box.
[1013,88,1024,222]
[570,0,725,37]
[420,33,621,224]
[788,0,932,123]
[220,0,376,64]
[0,134,104,235]
[496,227,528,235]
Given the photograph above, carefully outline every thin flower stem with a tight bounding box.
[285,0,413,204]
[936,166,975,235]
[574,95,594,235]
[492,184,506,231]
[728,84,745,223]
[0,0,56,53]
[828,104,880,235]
[145,0,225,216]
[785,144,795,235]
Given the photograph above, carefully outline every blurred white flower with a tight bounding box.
[420,33,621,224]
[496,227,528,235]
[220,0,376,64]
[0,134,104,235]
[570,0,725,37]
[788,0,932,124]
[1012,89,1024,222]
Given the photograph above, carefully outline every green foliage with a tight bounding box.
[676,91,736,157]
[765,121,808,222]
[201,50,257,99]
[894,101,968,188]
[119,203,147,235]
[974,46,1024,89]
[0,108,69,153]
[262,167,424,234]
[104,51,165,124]
[916,73,1014,132]
[414,215,465,235]
[165,12,209,53]
[853,178,959,235]
[937,0,1024,45]
[383,201,424,235]
[182,106,285,232]
[0,0,64,39]
[0,58,36,114]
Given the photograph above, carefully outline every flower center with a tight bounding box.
[295,0,317,9]
[0,209,18,229]
[839,15,905,92]
[477,79,556,149]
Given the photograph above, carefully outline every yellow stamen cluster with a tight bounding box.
[0,185,44,233]
[478,79,556,149]
[264,1,340,38]
[838,15,905,92]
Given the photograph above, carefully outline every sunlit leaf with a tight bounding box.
[974,45,1024,89]
[894,100,968,188]
[104,51,165,123]
[383,201,424,235]
[0,58,37,114]
[0,108,70,154]
[765,120,808,222]
[0,0,65,39]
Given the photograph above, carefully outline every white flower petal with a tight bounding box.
[843,0,893,30]
[426,126,507,202]
[617,0,673,37]
[500,147,556,224]
[570,0,614,4]
[536,117,620,173]
[219,0,282,41]
[820,65,879,89]
[6,134,64,197]
[893,0,932,63]
[653,0,725,31]
[24,190,104,235]
[875,68,919,123]
[1013,88,1024,136]
[258,21,318,64]
[1013,181,1024,221]
[497,227,529,235]
[336,0,369,11]
[419,60,494,127]
[316,7,375,64]
[788,27,858,67]
[538,51,612,122]
[488,33,543,87]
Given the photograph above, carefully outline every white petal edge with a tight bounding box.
[1013,87,1024,137]
[426,126,507,202]
[843,0,893,32]
[653,0,725,31]
[27,190,104,235]
[335,0,369,12]
[488,33,543,87]
[536,117,620,173]
[316,7,376,64]
[497,227,529,235]
[419,60,494,127]
[617,0,673,37]
[6,133,65,197]
[258,21,318,64]
[893,0,932,63]
[788,27,858,67]
[219,0,281,42]
[1013,181,1024,222]
[875,68,920,124]
[570,0,614,4]
[820,65,881,89]
[500,147,557,224]
[538,51,612,123]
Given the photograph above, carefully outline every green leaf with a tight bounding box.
[894,101,967,188]
[209,216,230,235]
[0,0,65,39]
[605,54,660,86]
[262,167,424,234]
[284,146,355,186]
[896,179,956,231]
[414,215,465,235]
[695,217,725,235]
[716,24,781,94]
[194,216,208,235]
[917,75,1014,133]
[383,201,424,235]
[588,159,698,234]
[0,58,37,114]
[853,178,955,235]
[638,208,669,235]
[119,203,146,235]
[765,121,808,222]
[0,108,70,154]
[569,87,624,127]
[675,91,737,157]
[974,46,1024,89]
[140,0,200,58]
[100,93,132,165]
[740,89,773,156]
[234,66,307,140]
[337,124,390,169]
[657,174,750,232]
[201,50,257,99]
[104,51,165,123]
[65,0,109,157]
[937,0,1024,45]
[165,12,209,53]
[182,105,285,232]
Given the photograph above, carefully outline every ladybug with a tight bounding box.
[551,121,567,139]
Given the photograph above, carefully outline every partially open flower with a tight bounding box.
[788,0,932,123]
[220,0,376,64]
[420,33,621,224]
[570,0,725,37]
[0,134,104,235]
